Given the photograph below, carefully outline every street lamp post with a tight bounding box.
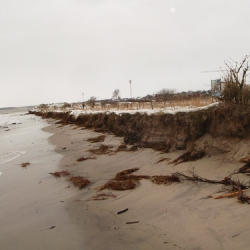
[129,80,132,99]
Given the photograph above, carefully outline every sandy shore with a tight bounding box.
[1,115,250,249]
[44,119,250,249]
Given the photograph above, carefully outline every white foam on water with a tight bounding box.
[0,112,29,127]
[0,151,26,165]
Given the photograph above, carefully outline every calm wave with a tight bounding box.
[0,151,25,165]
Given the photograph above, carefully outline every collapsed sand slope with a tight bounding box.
[47,121,250,250]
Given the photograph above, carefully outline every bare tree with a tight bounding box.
[87,96,96,108]
[112,89,121,100]
[222,55,250,104]
[155,88,175,103]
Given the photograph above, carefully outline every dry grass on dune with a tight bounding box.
[87,135,106,143]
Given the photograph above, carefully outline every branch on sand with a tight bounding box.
[238,159,250,174]
[214,190,246,199]
[175,170,250,204]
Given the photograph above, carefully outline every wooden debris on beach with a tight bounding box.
[50,171,70,177]
[169,148,205,166]
[126,221,139,224]
[20,162,30,168]
[69,176,90,189]
[240,157,250,163]
[87,135,106,143]
[174,170,250,204]
[118,208,128,214]
[214,190,246,199]
[76,156,96,162]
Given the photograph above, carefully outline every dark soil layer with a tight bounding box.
[29,104,250,151]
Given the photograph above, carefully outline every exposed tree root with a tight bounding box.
[238,159,250,174]
[214,190,246,199]
[174,170,250,204]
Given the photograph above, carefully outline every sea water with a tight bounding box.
[0,108,31,176]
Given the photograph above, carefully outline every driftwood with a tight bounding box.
[175,171,226,185]
[118,208,128,214]
[175,170,250,204]
[214,190,246,199]
[126,221,139,224]
[227,178,250,204]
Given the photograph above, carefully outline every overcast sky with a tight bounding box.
[1,0,250,107]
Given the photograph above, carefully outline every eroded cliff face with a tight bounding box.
[29,103,250,153]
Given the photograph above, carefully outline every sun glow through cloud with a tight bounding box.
[170,7,176,13]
